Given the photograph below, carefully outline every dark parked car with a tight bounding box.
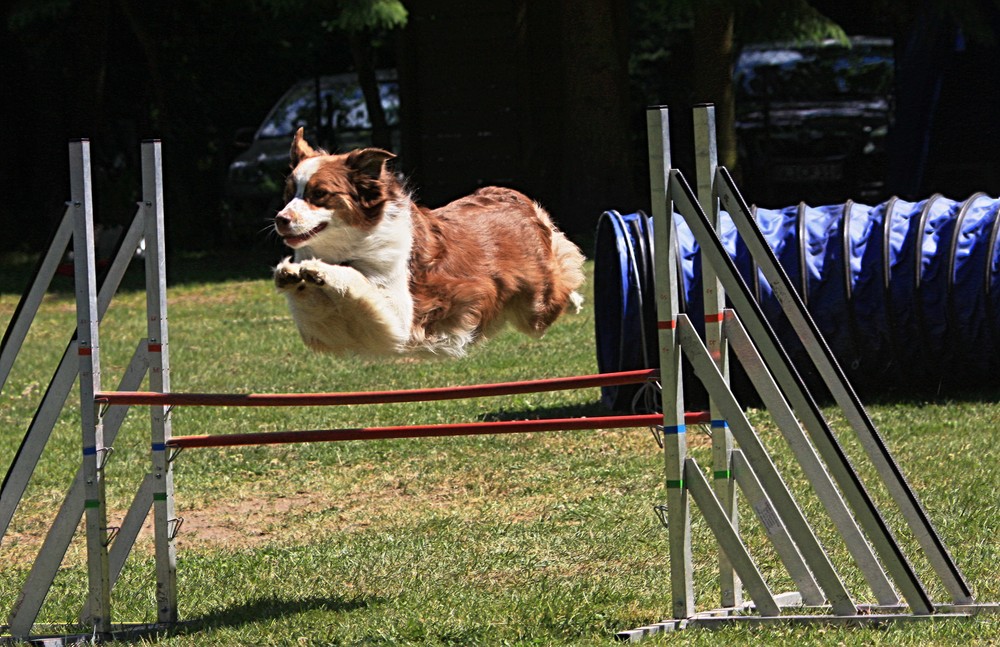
[225,70,400,228]
[734,37,894,206]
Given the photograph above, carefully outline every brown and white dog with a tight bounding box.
[273,128,585,357]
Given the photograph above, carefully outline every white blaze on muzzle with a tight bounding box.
[280,197,313,221]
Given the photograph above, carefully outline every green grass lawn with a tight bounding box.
[1,251,998,646]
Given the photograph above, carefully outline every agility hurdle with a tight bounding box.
[97,371,711,447]
[615,105,998,641]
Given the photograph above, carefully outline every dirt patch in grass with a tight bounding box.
[170,491,329,549]
[159,473,561,553]
[142,480,467,552]
[1,491,336,567]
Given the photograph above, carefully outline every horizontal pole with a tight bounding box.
[168,411,712,449]
[96,369,659,408]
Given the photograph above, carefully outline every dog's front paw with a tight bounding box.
[274,260,299,290]
[274,259,326,291]
[297,261,327,287]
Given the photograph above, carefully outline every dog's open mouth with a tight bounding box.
[282,222,328,247]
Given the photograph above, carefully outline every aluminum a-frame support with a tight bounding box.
[620,105,997,641]
[1,140,177,641]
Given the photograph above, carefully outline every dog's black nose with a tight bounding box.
[274,213,292,232]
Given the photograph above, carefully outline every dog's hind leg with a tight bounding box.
[275,258,411,354]
[505,229,586,338]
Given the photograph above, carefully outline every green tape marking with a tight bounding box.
[153,492,168,502]
[714,470,732,480]
[666,479,685,489]
[84,499,100,509]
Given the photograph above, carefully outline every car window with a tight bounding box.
[258,75,399,139]
[736,40,893,103]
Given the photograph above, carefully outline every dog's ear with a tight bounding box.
[290,128,319,167]
[346,148,396,180]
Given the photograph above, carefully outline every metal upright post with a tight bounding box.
[71,139,113,635]
[692,104,740,609]
[646,106,693,619]
[141,140,179,624]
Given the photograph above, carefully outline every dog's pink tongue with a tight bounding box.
[283,222,328,247]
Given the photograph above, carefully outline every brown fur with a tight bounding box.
[409,187,584,344]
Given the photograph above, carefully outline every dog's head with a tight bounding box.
[274,128,398,259]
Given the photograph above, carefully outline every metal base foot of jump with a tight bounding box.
[617,601,1000,641]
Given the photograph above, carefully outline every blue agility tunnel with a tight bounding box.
[594,195,1000,410]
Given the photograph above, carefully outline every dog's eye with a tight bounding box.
[310,188,331,201]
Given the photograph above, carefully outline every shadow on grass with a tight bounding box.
[477,400,613,423]
[10,595,380,644]
[170,593,381,635]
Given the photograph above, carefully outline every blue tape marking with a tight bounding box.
[663,424,686,435]
[83,446,97,456]
[152,443,166,452]
[711,420,729,429]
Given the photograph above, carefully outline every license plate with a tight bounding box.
[772,162,843,183]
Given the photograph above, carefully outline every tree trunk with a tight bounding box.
[117,0,168,132]
[68,0,111,138]
[692,2,738,171]
[553,0,636,235]
[349,32,392,151]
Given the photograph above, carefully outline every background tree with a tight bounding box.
[267,0,407,150]
[325,0,407,150]
[527,1,636,234]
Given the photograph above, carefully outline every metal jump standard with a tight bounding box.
[618,105,998,640]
